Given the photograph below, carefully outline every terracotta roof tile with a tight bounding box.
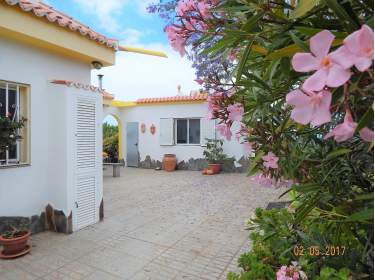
[136,94,208,104]
[50,79,114,100]
[3,0,118,50]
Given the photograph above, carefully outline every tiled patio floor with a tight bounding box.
[0,168,283,280]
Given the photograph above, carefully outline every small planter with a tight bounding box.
[163,154,177,172]
[0,230,31,259]
[208,163,221,174]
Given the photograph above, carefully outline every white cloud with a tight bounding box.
[120,29,144,45]
[72,0,127,34]
[91,43,200,101]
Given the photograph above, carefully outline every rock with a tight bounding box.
[221,158,236,173]
[139,156,162,169]
[30,214,45,234]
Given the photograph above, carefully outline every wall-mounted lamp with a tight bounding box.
[91,61,103,70]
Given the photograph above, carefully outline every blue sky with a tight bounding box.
[46,0,198,102]
[47,0,168,45]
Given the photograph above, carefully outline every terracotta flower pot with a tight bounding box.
[208,163,221,174]
[163,154,177,172]
[206,169,214,175]
[0,230,31,258]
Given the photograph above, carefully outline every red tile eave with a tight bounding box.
[50,79,114,100]
[3,0,118,50]
[136,94,208,104]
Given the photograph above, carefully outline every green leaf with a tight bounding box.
[247,150,264,176]
[325,148,351,161]
[241,12,265,32]
[293,0,321,18]
[323,0,359,32]
[200,36,237,56]
[295,26,348,38]
[346,208,373,222]
[236,39,254,82]
[266,39,342,60]
[355,107,374,133]
[243,72,272,91]
[293,183,321,193]
[289,31,309,52]
[266,44,301,60]
[354,193,374,201]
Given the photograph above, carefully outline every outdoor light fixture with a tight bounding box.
[91,61,103,70]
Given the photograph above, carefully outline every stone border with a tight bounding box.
[139,155,250,173]
[0,204,73,235]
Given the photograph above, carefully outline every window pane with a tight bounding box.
[176,119,187,144]
[0,149,5,162]
[0,87,5,117]
[8,144,17,160]
[8,87,17,120]
[189,119,200,144]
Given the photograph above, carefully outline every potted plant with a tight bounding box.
[0,224,31,259]
[203,138,227,174]
[0,115,26,164]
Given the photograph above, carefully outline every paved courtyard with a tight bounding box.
[0,168,283,280]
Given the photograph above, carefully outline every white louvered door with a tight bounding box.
[74,96,98,230]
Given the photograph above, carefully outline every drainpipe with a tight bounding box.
[98,74,104,90]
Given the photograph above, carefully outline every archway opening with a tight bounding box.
[103,115,122,163]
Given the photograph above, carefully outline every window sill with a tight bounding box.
[175,144,202,146]
[0,163,31,169]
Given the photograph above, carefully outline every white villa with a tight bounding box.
[0,0,247,235]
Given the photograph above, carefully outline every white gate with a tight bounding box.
[73,95,100,230]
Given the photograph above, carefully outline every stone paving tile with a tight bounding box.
[1,168,284,280]
[83,270,126,280]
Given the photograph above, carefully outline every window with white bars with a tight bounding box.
[175,118,201,145]
[0,81,29,166]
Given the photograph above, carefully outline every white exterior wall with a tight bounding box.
[0,37,91,217]
[104,103,245,165]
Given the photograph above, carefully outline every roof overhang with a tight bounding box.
[0,2,116,66]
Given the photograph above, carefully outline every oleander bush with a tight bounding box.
[149,0,374,278]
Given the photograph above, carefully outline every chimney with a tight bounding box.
[98,74,104,90]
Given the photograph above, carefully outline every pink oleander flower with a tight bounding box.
[197,1,212,19]
[228,48,240,61]
[216,123,232,141]
[226,88,236,97]
[207,95,222,119]
[195,78,204,85]
[262,152,279,169]
[332,25,374,72]
[235,123,249,141]
[276,265,306,280]
[176,0,195,16]
[325,110,357,142]
[250,173,274,188]
[292,30,351,91]
[243,142,254,156]
[360,127,374,142]
[227,103,244,122]
[165,25,186,56]
[286,89,332,126]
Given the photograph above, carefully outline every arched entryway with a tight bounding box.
[102,114,123,163]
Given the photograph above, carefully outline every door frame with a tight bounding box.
[126,122,139,167]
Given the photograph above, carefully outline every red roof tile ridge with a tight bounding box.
[50,79,114,100]
[136,93,208,104]
[3,0,119,50]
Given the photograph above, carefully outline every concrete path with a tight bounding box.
[0,168,282,280]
